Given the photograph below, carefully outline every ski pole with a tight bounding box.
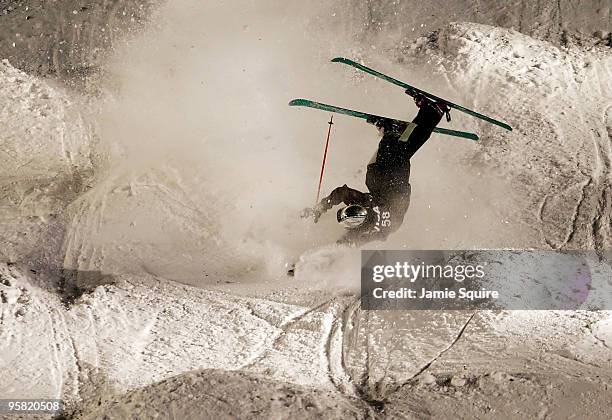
[315,115,334,205]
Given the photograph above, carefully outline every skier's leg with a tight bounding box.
[402,102,445,159]
[365,119,415,195]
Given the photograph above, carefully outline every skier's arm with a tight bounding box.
[319,184,369,211]
[302,184,369,222]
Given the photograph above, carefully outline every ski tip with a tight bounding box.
[331,57,350,63]
[462,133,480,141]
[433,127,479,141]
[289,99,307,107]
[494,121,513,131]
[461,131,479,141]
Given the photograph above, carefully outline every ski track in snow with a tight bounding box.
[427,23,612,250]
[1,22,612,412]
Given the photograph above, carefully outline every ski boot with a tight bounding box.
[410,90,451,122]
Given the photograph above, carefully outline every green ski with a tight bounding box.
[289,99,479,141]
[331,57,513,132]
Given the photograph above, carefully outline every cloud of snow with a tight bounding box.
[87,3,524,285]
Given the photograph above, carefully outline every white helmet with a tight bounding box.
[337,204,368,229]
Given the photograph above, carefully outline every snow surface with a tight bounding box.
[0,4,611,418]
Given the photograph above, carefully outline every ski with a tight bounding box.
[289,98,480,141]
[331,57,513,132]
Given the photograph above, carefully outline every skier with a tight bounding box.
[302,95,449,246]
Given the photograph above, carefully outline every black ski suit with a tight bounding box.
[318,101,444,245]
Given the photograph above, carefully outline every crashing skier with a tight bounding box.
[302,95,449,246]
[293,57,512,247]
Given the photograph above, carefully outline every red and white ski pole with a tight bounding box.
[315,115,334,205]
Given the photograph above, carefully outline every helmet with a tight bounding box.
[337,204,368,229]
